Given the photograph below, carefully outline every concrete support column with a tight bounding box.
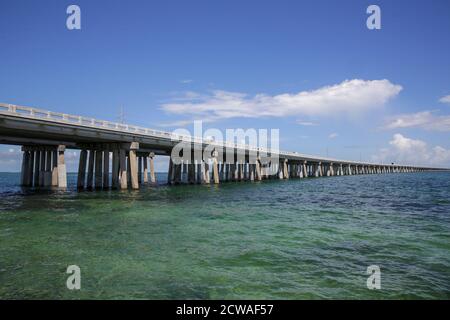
[38,150,45,187]
[172,162,181,184]
[138,156,143,185]
[119,149,128,189]
[188,153,196,184]
[129,145,139,190]
[249,163,255,181]
[28,150,35,187]
[33,150,40,187]
[212,151,220,184]
[196,161,202,184]
[204,160,210,184]
[77,150,88,189]
[255,160,262,181]
[237,161,243,181]
[219,162,225,182]
[143,156,149,184]
[243,162,249,180]
[182,161,188,183]
[51,150,58,186]
[20,150,30,186]
[103,151,110,188]
[87,150,95,189]
[112,150,120,188]
[149,153,156,183]
[302,161,307,178]
[95,150,103,189]
[283,159,289,179]
[167,157,174,185]
[57,145,67,188]
[233,161,239,181]
[43,150,52,187]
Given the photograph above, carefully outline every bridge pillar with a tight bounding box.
[223,163,229,181]
[112,150,119,188]
[51,150,58,186]
[255,159,262,181]
[182,161,188,183]
[244,162,249,180]
[204,160,210,184]
[28,150,35,187]
[138,156,143,185]
[44,149,53,187]
[56,145,67,189]
[233,160,239,181]
[188,153,196,184]
[103,151,110,188]
[167,157,174,185]
[38,150,45,187]
[212,150,220,184]
[119,149,128,189]
[249,163,255,181]
[278,162,283,179]
[302,161,307,178]
[77,150,88,189]
[33,150,40,186]
[196,160,202,184]
[129,143,139,190]
[95,150,103,189]
[86,150,95,189]
[20,149,30,186]
[142,155,148,184]
[238,161,244,181]
[283,159,289,179]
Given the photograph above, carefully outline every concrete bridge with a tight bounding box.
[0,103,445,190]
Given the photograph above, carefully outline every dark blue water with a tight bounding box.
[0,172,449,299]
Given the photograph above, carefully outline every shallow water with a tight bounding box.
[0,172,449,299]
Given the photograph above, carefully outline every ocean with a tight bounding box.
[0,172,449,299]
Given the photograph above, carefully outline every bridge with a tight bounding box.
[0,103,445,190]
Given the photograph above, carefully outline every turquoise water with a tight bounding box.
[0,172,449,299]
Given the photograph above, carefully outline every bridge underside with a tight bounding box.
[14,141,431,191]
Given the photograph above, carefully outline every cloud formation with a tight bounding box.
[384,111,450,131]
[296,120,318,126]
[161,79,402,122]
[372,134,450,167]
[329,133,338,139]
[439,95,450,104]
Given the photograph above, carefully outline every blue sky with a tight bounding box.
[1,0,450,171]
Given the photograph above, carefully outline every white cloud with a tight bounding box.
[439,95,450,104]
[161,79,402,122]
[384,111,450,131]
[180,79,193,84]
[296,120,318,126]
[329,133,338,139]
[372,134,450,167]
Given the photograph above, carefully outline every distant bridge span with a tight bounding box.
[0,103,445,190]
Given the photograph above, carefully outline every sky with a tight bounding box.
[1,0,450,172]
